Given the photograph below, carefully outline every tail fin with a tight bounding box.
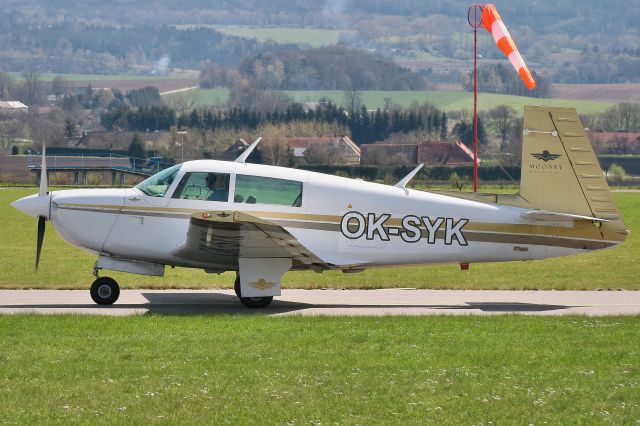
[520,106,628,241]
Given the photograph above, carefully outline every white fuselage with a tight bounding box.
[46,160,604,272]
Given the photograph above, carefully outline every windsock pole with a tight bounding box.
[468,4,483,192]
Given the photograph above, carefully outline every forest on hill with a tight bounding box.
[1,0,640,84]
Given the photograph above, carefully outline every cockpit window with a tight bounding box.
[234,175,303,207]
[135,164,181,197]
[172,172,230,202]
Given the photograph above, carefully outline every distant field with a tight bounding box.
[179,88,613,114]
[8,71,196,82]
[552,83,640,104]
[1,188,638,290]
[285,90,613,114]
[9,71,198,92]
[0,315,638,424]
[185,25,343,47]
[163,87,229,106]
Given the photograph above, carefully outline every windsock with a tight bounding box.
[482,4,536,90]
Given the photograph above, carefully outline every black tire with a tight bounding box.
[90,277,120,305]
[234,275,273,308]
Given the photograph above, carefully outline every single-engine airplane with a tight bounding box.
[11,106,629,307]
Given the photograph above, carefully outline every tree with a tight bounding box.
[488,105,516,150]
[22,70,42,106]
[127,87,163,108]
[63,118,77,138]
[258,124,290,166]
[449,172,468,191]
[169,91,196,115]
[607,163,626,183]
[304,143,342,165]
[439,111,448,140]
[128,133,146,168]
[0,71,14,99]
[344,89,362,113]
[51,75,69,99]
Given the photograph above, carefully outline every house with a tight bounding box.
[588,131,640,155]
[0,101,28,114]
[418,141,478,166]
[74,131,168,152]
[286,136,361,165]
[361,140,478,166]
[218,136,361,165]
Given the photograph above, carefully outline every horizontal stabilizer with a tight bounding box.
[521,210,612,222]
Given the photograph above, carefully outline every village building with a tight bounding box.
[0,101,28,114]
[286,136,360,165]
[218,136,361,165]
[361,141,478,166]
[588,131,640,155]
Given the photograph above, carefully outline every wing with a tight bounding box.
[172,210,330,271]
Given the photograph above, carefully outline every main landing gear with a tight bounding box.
[90,276,120,305]
[234,275,273,308]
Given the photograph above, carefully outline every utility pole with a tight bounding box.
[177,130,187,163]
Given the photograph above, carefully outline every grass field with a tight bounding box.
[211,25,342,47]
[0,315,638,423]
[182,88,613,114]
[552,83,640,104]
[1,188,638,290]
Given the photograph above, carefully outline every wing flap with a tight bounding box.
[172,210,329,269]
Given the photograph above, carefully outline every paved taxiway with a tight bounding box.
[1,289,639,316]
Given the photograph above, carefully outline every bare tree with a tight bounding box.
[169,90,196,114]
[343,89,362,113]
[488,105,515,150]
[0,71,14,99]
[51,75,69,99]
[304,143,342,165]
[259,124,290,166]
[22,70,43,107]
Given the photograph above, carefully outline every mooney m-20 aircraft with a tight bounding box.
[11,106,629,307]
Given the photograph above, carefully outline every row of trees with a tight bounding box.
[462,64,551,98]
[101,101,449,145]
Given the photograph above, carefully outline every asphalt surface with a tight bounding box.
[0,289,639,316]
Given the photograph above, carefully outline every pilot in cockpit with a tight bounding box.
[206,173,229,201]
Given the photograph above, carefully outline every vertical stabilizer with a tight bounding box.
[520,106,627,241]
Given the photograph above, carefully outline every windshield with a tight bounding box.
[135,164,181,197]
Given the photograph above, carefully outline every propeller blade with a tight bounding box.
[39,143,47,196]
[36,216,45,271]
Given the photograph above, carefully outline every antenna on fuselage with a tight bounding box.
[394,163,424,190]
[235,137,262,164]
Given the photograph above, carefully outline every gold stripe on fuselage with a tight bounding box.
[55,203,623,249]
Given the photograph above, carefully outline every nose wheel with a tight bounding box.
[234,275,273,308]
[90,277,120,305]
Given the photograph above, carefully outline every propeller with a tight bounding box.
[36,216,45,271]
[36,143,48,271]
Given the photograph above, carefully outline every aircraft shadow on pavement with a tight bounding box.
[0,292,578,315]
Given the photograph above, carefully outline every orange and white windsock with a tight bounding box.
[482,4,536,90]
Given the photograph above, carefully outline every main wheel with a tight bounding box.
[90,277,120,305]
[234,275,273,308]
